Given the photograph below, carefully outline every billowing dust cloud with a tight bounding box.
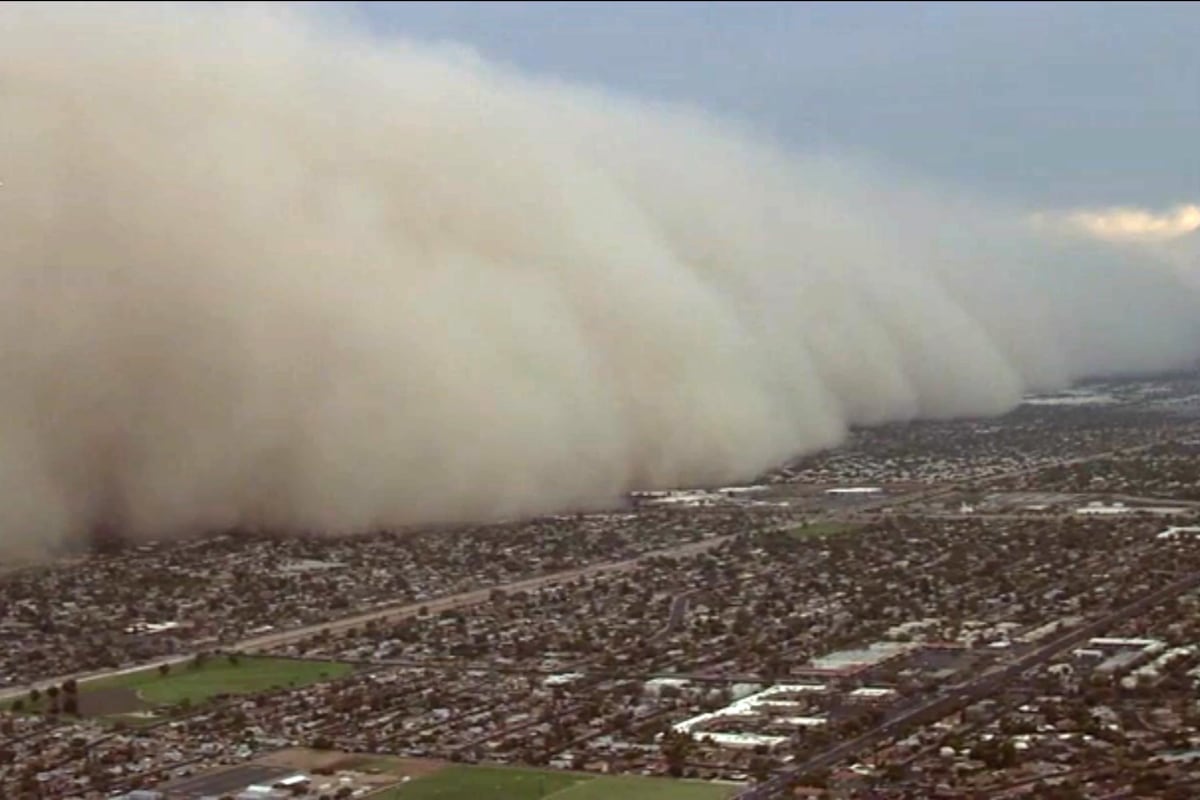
[1,4,1198,557]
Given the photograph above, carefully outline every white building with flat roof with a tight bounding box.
[670,684,830,749]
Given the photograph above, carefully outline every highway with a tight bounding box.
[735,567,1200,799]
[4,437,1166,704]
[0,534,732,703]
[2,432,1183,783]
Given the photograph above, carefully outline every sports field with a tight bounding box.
[12,656,353,717]
[784,521,861,540]
[89,655,352,705]
[552,775,737,800]
[377,765,738,800]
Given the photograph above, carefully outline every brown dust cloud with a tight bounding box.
[1,3,1198,557]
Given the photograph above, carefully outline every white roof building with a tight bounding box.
[1158,526,1200,540]
[670,684,831,747]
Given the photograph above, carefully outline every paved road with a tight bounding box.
[664,593,692,635]
[238,534,728,652]
[0,534,731,702]
[868,441,1170,514]
[1108,493,1200,509]
[2,439,1178,723]
[735,567,1200,799]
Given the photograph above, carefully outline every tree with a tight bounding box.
[62,696,79,716]
[63,679,78,695]
[800,768,830,789]
[158,663,171,678]
[662,730,693,778]
[1132,771,1166,796]
[1053,784,1087,800]
[997,739,1019,768]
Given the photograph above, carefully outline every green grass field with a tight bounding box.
[87,655,353,706]
[552,775,736,800]
[784,521,860,540]
[10,655,353,718]
[378,766,737,800]
[379,766,579,799]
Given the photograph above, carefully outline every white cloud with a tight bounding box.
[1038,204,1200,243]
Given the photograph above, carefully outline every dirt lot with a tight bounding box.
[256,748,447,781]
[357,756,447,780]
[74,687,144,716]
[257,747,368,772]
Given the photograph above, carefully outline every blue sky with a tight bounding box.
[345,1,1198,211]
